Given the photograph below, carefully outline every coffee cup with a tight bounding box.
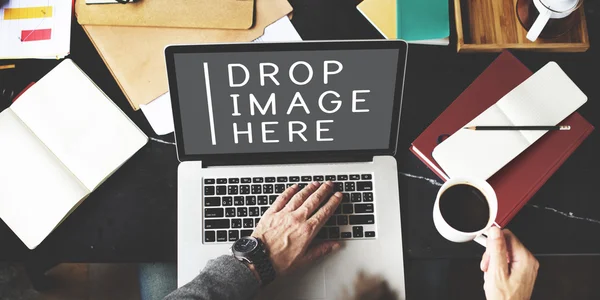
[524,0,582,42]
[433,177,498,247]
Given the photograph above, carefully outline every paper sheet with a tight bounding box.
[142,16,302,136]
[0,0,72,59]
[140,92,175,136]
[253,15,302,42]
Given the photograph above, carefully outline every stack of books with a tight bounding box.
[357,0,449,45]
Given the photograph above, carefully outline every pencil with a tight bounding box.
[0,64,16,70]
[464,125,571,131]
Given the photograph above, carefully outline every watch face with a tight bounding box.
[234,237,258,253]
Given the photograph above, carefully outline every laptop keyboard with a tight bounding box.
[203,174,376,243]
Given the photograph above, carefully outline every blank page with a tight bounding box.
[496,62,587,143]
[432,105,531,179]
[0,109,88,249]
[432,62,587,180]
[11,59,147,191]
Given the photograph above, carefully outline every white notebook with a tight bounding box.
[432,62,587,180]
[0,59,148,249]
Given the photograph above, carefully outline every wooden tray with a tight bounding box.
[455,0,590,52]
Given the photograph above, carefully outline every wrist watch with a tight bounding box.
[231,236,276,285]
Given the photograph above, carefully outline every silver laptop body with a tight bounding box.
[165,40,409,300]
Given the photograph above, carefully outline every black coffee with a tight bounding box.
[439,184,490,232]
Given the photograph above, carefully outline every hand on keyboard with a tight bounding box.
[251,181,343,277]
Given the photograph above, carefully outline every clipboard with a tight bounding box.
[80,0,293,110]
[76,0,255,30]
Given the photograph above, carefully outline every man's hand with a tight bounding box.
[251,181,343,277]
[480,227,539,300]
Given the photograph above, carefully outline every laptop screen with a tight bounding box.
[166,41,407,161]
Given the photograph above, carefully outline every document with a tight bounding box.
[0,0,72,59]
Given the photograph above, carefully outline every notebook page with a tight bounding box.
[0,0,71,59]
[432,62,586,180]
[496,62,587,144]
[0,109,88,249]
[432,105,531,179]
[11,59,148,191]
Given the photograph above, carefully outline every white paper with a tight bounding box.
[0,109,89,250]
[12,59,148,191]
[432,62,587,180]
[0,0,72,59]
[253,16,303,42]
[143,16,303,136]
[140,92,175,136]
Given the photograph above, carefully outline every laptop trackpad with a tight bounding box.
[287,265,326,299]
[259,264,326,300]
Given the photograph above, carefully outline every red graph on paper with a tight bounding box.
[21,29,52,42]
[0,0,71,58]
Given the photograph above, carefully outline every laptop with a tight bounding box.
[165,40,408,300]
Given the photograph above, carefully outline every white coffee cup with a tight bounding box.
[526,0,580,42]
[433,177,498,247]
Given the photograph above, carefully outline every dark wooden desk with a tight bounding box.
[1,0,599,290]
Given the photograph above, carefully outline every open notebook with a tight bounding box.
[432,62,587,180]
[0,59,148,249]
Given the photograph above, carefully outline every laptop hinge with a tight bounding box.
[200,154,375,168]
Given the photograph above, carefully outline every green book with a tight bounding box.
[397,0,450,42]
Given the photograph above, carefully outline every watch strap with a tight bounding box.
[252,240,276,285]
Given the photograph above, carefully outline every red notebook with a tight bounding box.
[410,51,594,227]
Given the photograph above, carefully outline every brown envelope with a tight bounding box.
[81,0,293,110]
[76,0,255,30]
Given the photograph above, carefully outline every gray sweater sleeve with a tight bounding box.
[164,255,260,300]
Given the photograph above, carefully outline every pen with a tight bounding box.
[463,125,571,131]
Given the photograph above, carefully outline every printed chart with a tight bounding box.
[0,0,72,59]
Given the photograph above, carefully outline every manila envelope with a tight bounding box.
[75,0,255,30]
[81,0,293,110]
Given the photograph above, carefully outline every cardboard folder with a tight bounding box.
[75,0,255,30]
[80,0,293,110]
